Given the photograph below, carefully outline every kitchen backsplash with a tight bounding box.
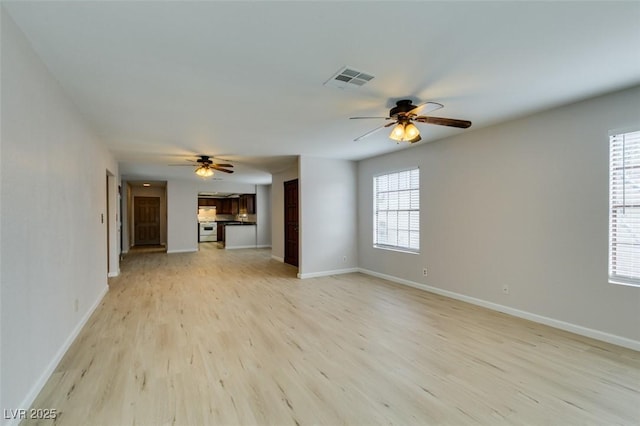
[197,207,216,222]
[215,214,257,222]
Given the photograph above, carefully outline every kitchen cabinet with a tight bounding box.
[239,194,256,214]
[217,223,225,242]
[201,196,253,214]
[198,198,216,207]
[218,198,239,215]
[219,199,228,214]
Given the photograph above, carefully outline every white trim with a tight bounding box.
[609,278,640,288]
[358,268,640,352]
[373,245,420,255]
[9,286,109,426]
[256,244,272,248]
[167,248,197,254]
[271,255,284,262]
[298,268,359,279]
[107,270,119,278]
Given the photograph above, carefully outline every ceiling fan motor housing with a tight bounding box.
[389,99,417,118]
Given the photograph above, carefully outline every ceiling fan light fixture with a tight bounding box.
[409,134,422,144]
[390,123,405,141]
[351,99,470,143]
[404,123,420,140]
[195,166,214,177]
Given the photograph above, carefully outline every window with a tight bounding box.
[609,129,640,286]
[374,168,419,252]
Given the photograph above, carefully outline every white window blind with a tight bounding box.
[374,168,419,252]
[609,130,640,286]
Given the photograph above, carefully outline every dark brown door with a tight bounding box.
[134,196,161,246]
[284,179,299,267]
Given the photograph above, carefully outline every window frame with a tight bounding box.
[608,128,640,287]
[373,167,420,254]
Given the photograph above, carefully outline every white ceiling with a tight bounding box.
[4,1,640,184]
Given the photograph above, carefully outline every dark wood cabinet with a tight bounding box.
[217,223,225,242]
[200,195,252,214]
[200,198,220,207]
[217,198,239,215]
[198,197,216,207]
[239,194,256,214]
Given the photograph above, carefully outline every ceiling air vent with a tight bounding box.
[324,66,374,89]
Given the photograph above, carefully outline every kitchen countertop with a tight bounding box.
[223,222,256,226]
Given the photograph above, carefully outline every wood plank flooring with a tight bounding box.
[24,244,640,425]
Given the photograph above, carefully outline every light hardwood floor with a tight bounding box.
[25,244,640,425]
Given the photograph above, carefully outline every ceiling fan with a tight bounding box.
[350,100,472,143]
[170,155,234,177]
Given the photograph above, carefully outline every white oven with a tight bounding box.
[199,221,217,242]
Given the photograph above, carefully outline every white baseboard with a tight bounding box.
[167,248,197,254]
[271,255,284,262]
[358,268,640,352]
[256,244,272,248]
[107,270,119,278]
[298,268,359,279]
[225,245,258,250]
[9,285,109,426]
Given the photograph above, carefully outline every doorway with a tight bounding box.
[284,179,299,267]
[106,175,110,271]
[106,172,118,277]
[134,196,161,246]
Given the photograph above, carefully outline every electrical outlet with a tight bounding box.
[502,285,509,295]
[343,256,347,262]
[422,268,428,277]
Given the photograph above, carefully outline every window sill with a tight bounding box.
[609,279,640,288]
[374,245,419,255]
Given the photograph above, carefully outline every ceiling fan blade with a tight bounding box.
[211,166,234,173]
[350,116,392,120]
[414,116,472,128]
[407,101,444,116]
[354,122,397,141]
[211,163,233,168]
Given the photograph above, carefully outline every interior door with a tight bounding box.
[134,196,161,246]
[284,179,299,267]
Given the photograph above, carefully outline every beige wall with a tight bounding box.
[298,157,358,277]
[1,10,119,417]
[357,85,640,347]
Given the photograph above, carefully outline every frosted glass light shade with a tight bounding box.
[195,166,214,177]
[404,123,420,140]
[390,123,405,141]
